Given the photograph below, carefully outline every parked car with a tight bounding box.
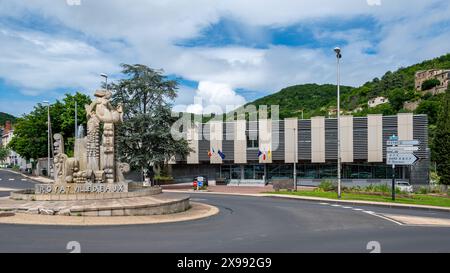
[193,175,208,187]
[395,181,413,193]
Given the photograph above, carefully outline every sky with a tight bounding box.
[0,0,449,116]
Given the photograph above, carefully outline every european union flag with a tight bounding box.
[218,150,226,160]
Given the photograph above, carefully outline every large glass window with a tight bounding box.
[244,165,254,179]
[231,165,241,179]
[319,164,337,179]
[374,165,386,179]
[246,122,258,149]
[304,164,318,179]
[255,165,265,180]
[359,165,373,179]
[220,165,231,179]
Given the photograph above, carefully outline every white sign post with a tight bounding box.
[386,135,420,201]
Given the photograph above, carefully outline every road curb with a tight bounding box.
[0,169,51,184]
[164,189,450,213]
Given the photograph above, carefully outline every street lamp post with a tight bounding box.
[334,47,342,199]
[43,101,51,177]
[101,73,108,91]
[293,127,298,191]
[75,100,78,137]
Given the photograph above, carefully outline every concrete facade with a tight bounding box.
[176,114,429,186]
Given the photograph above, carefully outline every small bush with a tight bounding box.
[318,180,336,191]
[417,186,429,194]
[421,78,440,91]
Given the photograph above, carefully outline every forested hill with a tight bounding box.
[245,53,450,122]
[247,84,354,119]
[0,112,16,126]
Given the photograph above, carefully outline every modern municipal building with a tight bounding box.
[169,113,429,186]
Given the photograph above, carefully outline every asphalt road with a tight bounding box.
[1,169,450,253]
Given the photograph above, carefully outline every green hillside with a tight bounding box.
[342,53,450,118]
[245,53,450,124]
[247,84,354,119]
[0,112,16,127]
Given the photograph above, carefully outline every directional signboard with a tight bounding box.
[386,153,419,165]
[386,146,420,152]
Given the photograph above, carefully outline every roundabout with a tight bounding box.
[0,201,218,226]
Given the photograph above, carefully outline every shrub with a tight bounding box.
[421,79,440,91]
[318,180,336,191]
[417,186,429,194]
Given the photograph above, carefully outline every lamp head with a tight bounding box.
[334,47,342,59]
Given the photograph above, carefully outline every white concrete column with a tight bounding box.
[234,119,247,164]
[397,113,413,140]
[284,118,298,163]
[311,116,325,163]
[210,121,223,164]
[186,124,199,164]
[367,114,383,162]
[259,119,272,163]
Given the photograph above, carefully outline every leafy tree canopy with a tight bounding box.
[8,92,91,160]
[110,64,190,178]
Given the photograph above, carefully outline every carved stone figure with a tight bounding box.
[53,88,125,186]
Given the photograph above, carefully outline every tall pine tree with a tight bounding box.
[110,64,190,181]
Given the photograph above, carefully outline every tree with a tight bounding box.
[8,92,91,160]
[433,86,450,185]
[0,146,9,162]
[416,99,441,125]
[388,88,407,111]
[421,78,440,91]
[110,64,191,180]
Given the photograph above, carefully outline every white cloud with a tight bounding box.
[0,0,449,115]
[177,81,246,114]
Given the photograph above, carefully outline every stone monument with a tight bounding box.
[36,89,130,194]
[1,89,191,218]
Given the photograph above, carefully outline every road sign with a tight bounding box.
[398,140,420,146]
[197,181,203,187]
[386,146,420,152]
[386,139,420,146]
[386,153,419,165]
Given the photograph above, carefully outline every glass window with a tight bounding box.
[244,165,254,179]
[374,165,386,179]
[255,165,265,180]
[231,165,241,179]
[359,165,373,179]
[219,165,231,179]
[304,164,318,179]
[319,164,337,179]
[246,123,258,149]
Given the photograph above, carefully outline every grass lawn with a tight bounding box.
[268,190,450,208]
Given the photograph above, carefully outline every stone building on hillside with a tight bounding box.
[415,69,450,95]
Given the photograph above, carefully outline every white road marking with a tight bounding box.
[319,202,329,205]
[21,179,27,181]
[8,178,14,181]
[0,178,2,181]
[331,204,342,207]
[366,213,404,226]
[352,208,363,211]
[342,206,352,209]
[363,211,375,214]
